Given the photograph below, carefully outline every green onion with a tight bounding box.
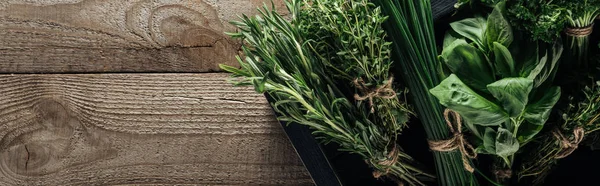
[372,0,478,185]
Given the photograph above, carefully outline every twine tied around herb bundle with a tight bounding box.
[353,77,397,113]
[565,24,594,37]
[371,145,400,179]
[552,127,585,159]
[428,109,477,173]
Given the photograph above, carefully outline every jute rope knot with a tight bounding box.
[552,127,585,159]
[353,77,397,113]
[372,145,400,179]
[428,109,477,173]
[565,24,594,37]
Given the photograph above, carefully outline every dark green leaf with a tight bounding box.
[523,86,561,126]
[437,56,452,80]
[526,50,549,81]
[482,127,497,154]
[430,74,509,126]
[486,2,513,48]
[517,121,544,144]
[492,42,516,77]
[516,41,540,77]
[450,17,487,49]
[443,30,462,49]
[442,40,495,92]
[486,78,534,117]
[531,42,563,88]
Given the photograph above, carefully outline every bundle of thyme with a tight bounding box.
[518,78,600,185]
[220,0,433,185]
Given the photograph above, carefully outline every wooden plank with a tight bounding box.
[0,73,313,185]
[0,0,287,73]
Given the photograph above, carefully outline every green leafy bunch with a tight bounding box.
[373,0,479,185]
[559,0,600,28]
[518,79,600,185]
[430,2,563,178]
[561,80,600,133]
[297,0,410,133]
[506,0,566,43]
[220,1,432,185]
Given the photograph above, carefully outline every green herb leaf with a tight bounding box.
[443,30,462,49]
[532,42,564,88]
[486,2,513,48]
[515,41,539,77]
[430,74,509,126]
[516,121,544,144]
[495,128,519,162]
[523,86,561,126]
[441,39,495,92]
[492,42,516,77]
[486,78,534,117]
[482,127,497,154]
[450,17,487,49]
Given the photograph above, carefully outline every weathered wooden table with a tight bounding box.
[0,0,312,185]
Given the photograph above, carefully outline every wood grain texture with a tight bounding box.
[0,73,313,186]
[0,0,287,73]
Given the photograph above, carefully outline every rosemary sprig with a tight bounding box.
[220,1,433,185]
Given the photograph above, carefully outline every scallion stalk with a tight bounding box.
[372,0,478,185]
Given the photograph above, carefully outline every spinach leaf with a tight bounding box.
[486,78,534,117]
[481,127,497,154]
[430,74,509,126]
[486,2,513,48]
[523,86,561,126]
[443,30,462,49]
[496,128,519,164]
[441,39,495,92]
[450,17,487,49]
[492,42,516,77]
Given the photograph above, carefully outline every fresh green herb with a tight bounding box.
[297,0,411,134]
[431,2,563,183]
[506,0,566,43]
[372,0,478,185]
[221,1,433,185]
[518,79,600,185]
[560,0,600,68]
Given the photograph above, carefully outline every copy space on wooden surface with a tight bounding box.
[0,73,312,185]
[0,0,288,73]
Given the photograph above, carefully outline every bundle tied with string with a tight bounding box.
[552,127,585,159]
[565,24,594,37]
[371,145,401,179]
[353,76,397,113]
[427,109,477,173]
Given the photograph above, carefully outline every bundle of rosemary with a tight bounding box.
[220,0,432,185]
